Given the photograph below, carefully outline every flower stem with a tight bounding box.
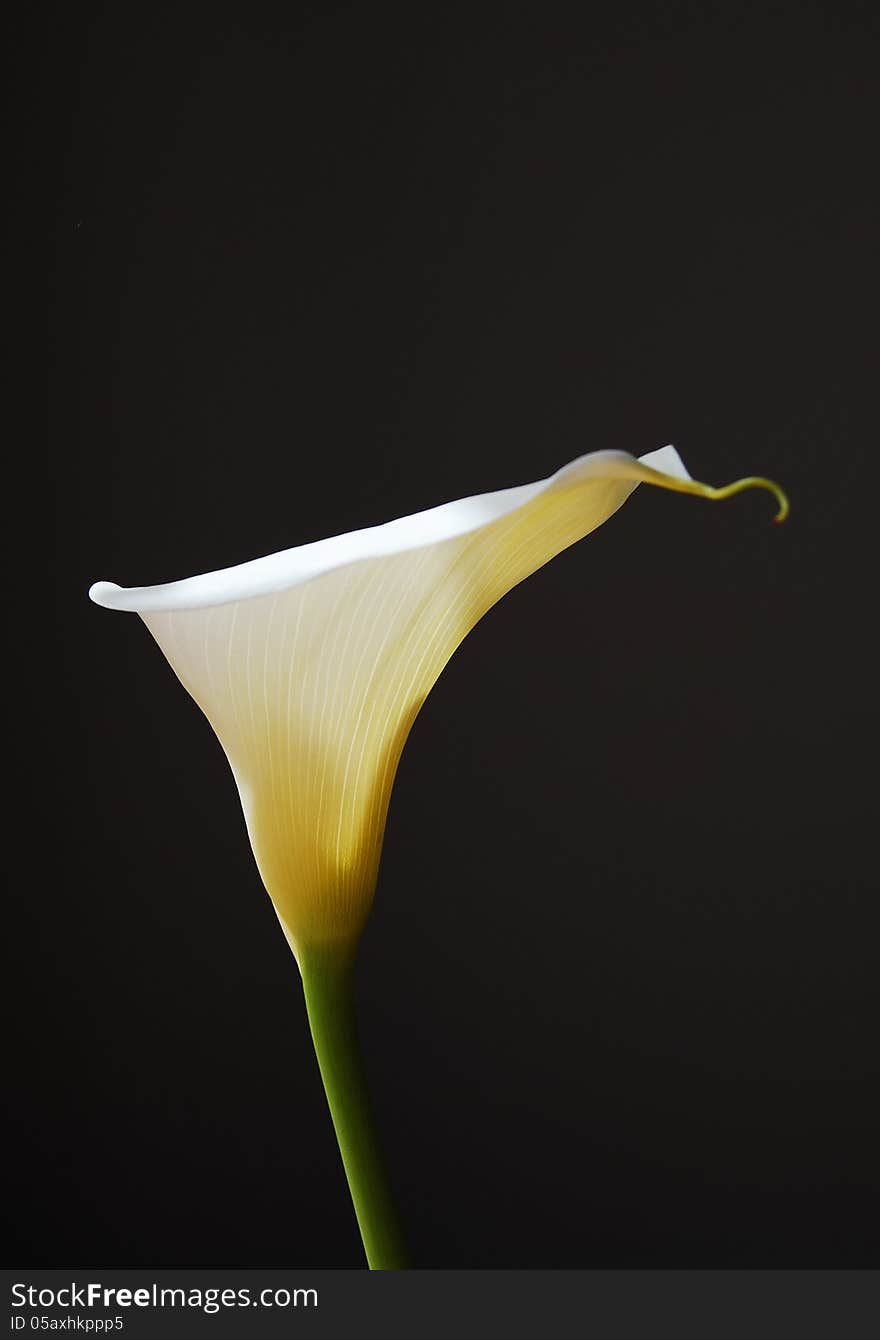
[299,942,409,1269]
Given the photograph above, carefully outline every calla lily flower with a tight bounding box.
[89,444,787,1269]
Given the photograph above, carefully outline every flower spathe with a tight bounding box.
[89,446,787,961]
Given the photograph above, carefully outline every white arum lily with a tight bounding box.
[90,444,787,1268]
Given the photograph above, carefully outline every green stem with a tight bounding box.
[299,942,409,1270]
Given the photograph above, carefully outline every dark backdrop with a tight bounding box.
[24,0,878,1267]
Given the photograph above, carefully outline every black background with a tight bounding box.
[23,0,878,1267]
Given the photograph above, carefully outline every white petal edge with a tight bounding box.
[89,445,691,614]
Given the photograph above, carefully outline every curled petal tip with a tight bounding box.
[89,581,121,607]
[707,475,790,524]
